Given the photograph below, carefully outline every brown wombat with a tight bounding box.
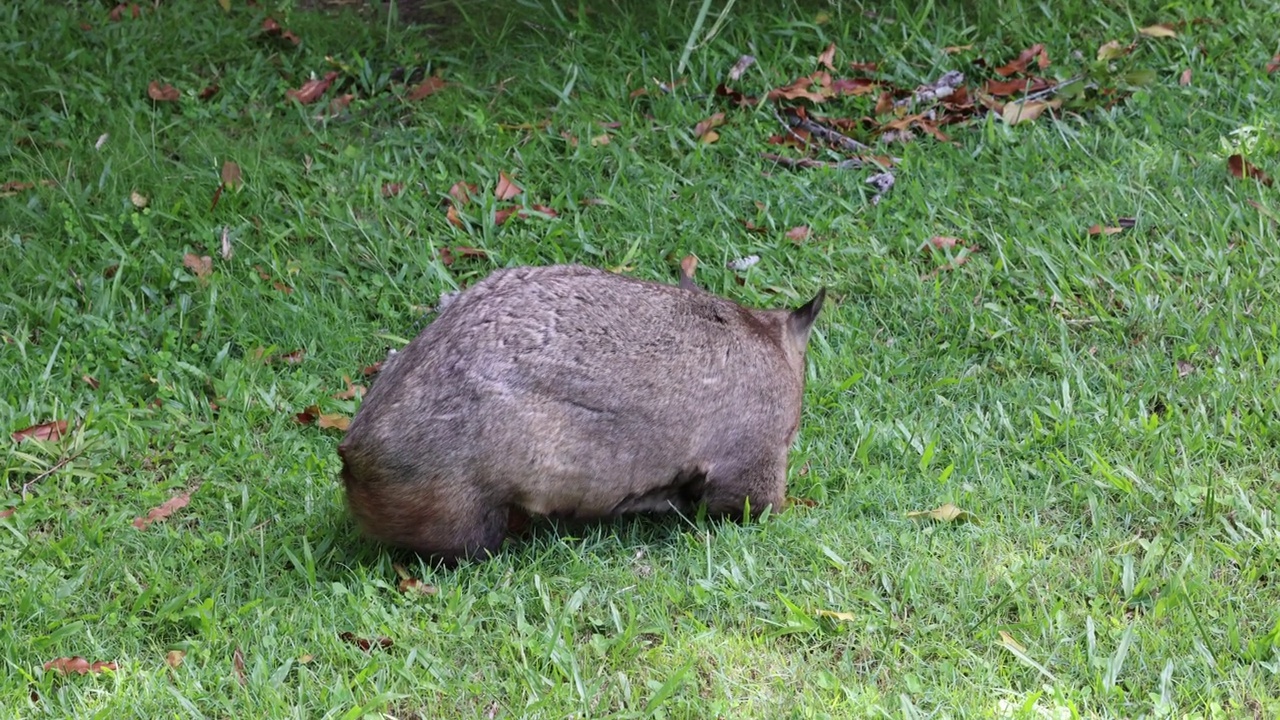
[337,264,825,563]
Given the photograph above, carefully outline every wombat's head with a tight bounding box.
[758,287,827,375]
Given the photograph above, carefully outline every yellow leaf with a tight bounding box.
[590,133,611,147]
[318,414,350,431]
[700,130,720,144]
[906,503,980,524]
[1000,98,1060,125]
[218,0,231,11]
[998,631,1026,652]
[815,609,856,622]
[1138,24,1177,38]
[1096,40,1130,61]
[130,191,149,208]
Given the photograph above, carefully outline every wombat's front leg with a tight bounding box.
[700,452,788,519]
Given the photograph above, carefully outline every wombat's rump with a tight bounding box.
[338,264,824,563]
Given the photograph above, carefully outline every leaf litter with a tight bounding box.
[44,657,117,675]
[133,486,197,530]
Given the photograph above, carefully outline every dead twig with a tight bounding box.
[760,152,868,170]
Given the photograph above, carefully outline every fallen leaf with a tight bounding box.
[1268,53,1280,74]
[579,197,607,206]
[984,77,1055,96]
[407,76,447,101]
[220,227,233,260]
[906,503,979,524]
[0,508,14,520]
[183,254,212,281]
[147,81,180,102]
[318,414,350,432]
[1138,23,1177,38]
[210,184,224,211]
[286,71,339,104]
[11,420,68,443]
[700,130,720,144]
[848,61,879,73]
[1097,40,1134,61]
[590,133,611,146]
[232,647,246,686]
[1227,154,1273,187]
[1088,224,1124,236]
[446,204,464,228]
[0,181,36,197]
[339,632,393,652]
[728,54,756,81]
[166,650,186,668]
[817,43,837,70]
[82,375,100,390]
[108,4,139,22]
[767,71,832,102]
[361,362,383,376]
[785,225,811,242]
[1179,68,1192,86]
[332,377,366,401]
[130,191,149,208]
[995,44,1049,76]
[943,44,974,54]
[693,112,725,139]
[998,631,1027,652]
[393,563,439,595]
[494,172,522,201]
[298,654,314,664]
[830,77,878,96]
[221,161,242,189]
[1000,98,1060,125]
[272,281,293,294]
[921,236,962,250]
[448,181,478,206]
[786,495,818,508]
[815,609,856,622]
[295,405,320,425]
[261,17,301,46]
[133,490,193,530]
[381,182,404,198]
[1177,360,1195,377]
[319,94,353,119]
[44,658,117,675]
[280,349,306,365]
[680,254,698,285]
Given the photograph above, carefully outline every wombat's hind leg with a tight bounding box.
[345,478,509,564]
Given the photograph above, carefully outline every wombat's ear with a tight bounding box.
[786,287,826,347]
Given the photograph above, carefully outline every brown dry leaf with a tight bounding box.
[130,190,148,208]
[448,181,478,206]
[1138,23,1177,38]
[82,375,100,390]
[133,490,193,530]
[590,133,611,146]
[361,362,383,376]
[817,43,837,70]
[1000,98,1060,125]
[445,204,464,228]
[11,420,68,443]
[1179,68,1192,86]
[785,226,811,242]
[166,650,186,669]
[393,564,439,595]
[1177,360,1195,377]
[280,349,306,365]
[407,76,447,101]
[199,84,219,100]
[830,77,878,96]
[1268,53,1280,74]
[318,414,350,432]
[943,44,974,54]
[339,632,393,652]
[494,172,522,201]
[985,77,1054,97]
[147,81,180,102]
[295,405,320,425]
[848,61,879,73]
[221,161,242,190]
[727,54,756,81]
[906,503,979,523]
[1088,224,1124,236]
[44,657,118,675]
[183,254,213,281]
[1,508,15,520]
[922,236,962,251]
[694,112,725,139]
[767,72,832,102]
[0,181,35,197]
[815,609,856,622]
[701,130,720,144]
[1227,154,1273,187]
[381,182,404,198]
[994,44,1049,76]
[332,376,366,401]
[286,71,338,104]
[261,17,301,45]
[232,647,246,686]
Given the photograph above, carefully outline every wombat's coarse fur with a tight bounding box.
[337,264,825,563]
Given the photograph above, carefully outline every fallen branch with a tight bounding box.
[760,152,869,170]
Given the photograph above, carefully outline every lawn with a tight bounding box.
[2,0,1279,716]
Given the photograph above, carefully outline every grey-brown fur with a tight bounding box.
[337,264,825,563]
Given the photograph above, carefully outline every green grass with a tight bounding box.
[3,0,1280,716]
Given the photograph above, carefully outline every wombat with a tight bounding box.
[337,264,825,563]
